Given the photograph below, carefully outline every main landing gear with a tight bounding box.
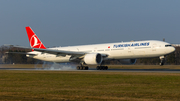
[76,66,89,70]
[96,66,108,70]
[76,62,89,70]
[76,66,109,70]
[76,62,109,70]
[159,56,165,66]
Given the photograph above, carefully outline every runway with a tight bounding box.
[1,68,180,73]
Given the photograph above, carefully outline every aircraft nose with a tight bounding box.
[172,47,175,52]
[170,47,176,53]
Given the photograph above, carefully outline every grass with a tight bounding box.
[0,70,180,101]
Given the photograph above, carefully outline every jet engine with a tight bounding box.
[84,53,102,65]
[118,59,136,65]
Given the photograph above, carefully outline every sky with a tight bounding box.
[0,0,180,47]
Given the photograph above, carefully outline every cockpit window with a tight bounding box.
[165,45,172,47]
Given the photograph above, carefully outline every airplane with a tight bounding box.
[10,26,175,70]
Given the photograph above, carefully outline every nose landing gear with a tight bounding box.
[159,56,165,66]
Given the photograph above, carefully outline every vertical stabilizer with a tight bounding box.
[25,26,46,49]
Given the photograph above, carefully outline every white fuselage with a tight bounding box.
[27,40,175,63]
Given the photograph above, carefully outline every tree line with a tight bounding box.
[0,46,37,64]
[0,45,179,65]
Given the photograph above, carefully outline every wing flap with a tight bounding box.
[33,48,85,56]
[5,52,38,56]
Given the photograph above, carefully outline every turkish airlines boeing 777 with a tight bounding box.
[11,26,175,70]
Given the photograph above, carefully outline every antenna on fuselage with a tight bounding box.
[163,38,165,42]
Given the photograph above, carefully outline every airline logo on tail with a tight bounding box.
[26,26,46,49]
[30,35,41,48]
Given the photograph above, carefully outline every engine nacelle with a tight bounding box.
[84,53,102,65]
[119,59,136,65]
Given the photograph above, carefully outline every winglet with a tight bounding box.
[25,26,46,50]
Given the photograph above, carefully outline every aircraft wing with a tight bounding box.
[7,45,108,58]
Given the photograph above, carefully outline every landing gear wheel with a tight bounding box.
[100,66,102,70]
[83,66,87,70]
[105,66,108,70]
[160,60,164,66]
[160,63,163,66]
[76,66,80,70]
[80,66,83,70]
[96,66,100,70]
[85,66,89,70]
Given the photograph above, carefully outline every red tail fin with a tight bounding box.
[25,26,46,49]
